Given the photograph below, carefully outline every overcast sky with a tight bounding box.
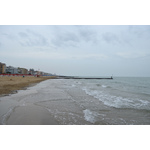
[0,25,150,77]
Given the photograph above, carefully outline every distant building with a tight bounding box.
[1,62,51,76]
[29,69,35,75]
[18,68,28,74]
[6,66,18,74]
[0,62,6,74]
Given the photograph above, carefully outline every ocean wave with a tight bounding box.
[82,87,150,110]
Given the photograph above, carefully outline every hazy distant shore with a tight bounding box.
[0,76,56,96]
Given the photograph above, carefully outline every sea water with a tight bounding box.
[81,77,150,110]
[64,77,150,124]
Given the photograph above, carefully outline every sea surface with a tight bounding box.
[64,77,150,124]
[80,77,150,110]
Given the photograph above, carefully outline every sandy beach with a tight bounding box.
[0,76,55,96]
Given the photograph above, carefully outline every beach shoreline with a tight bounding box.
[0,76,56,96]
[0,78,149,125]
[0,79,96,125]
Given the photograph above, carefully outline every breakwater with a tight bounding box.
[57,76,113,79]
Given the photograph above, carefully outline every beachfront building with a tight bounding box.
[41,72,52,76]
[6,66,18,74]
[40,71,44,76]
[29,68,35,75]
[0,62,6,74]
[18,68,28,74]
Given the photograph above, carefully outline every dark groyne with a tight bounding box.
[56,76,113,80]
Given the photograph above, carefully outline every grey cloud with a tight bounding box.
[102,32,121,44]
[20,37,48,47]
[1,33,16,40]
[1,33,9,36]
[19,29,49,47]
[121,37,132,46]
[18,32,28,38]
[59,32,79,42]
[26,29,43,37]
[128,26,144,38]
[76,26,98,44]
[51,26,98,48]
[51,32,79,48]
[128,25,150,39]
[79,29,97,43]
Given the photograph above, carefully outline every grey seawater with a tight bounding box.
[0,78,150,125]
[77,77,150,124]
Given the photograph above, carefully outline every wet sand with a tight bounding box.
[0,79,94,125]
[0,76,55,96]
[6,104,59,125]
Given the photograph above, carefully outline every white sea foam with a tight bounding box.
[102,85,107,88]
[82,87,150,110]
[1,108,13,125]
[15,89,38,97]
[83,109,98,123]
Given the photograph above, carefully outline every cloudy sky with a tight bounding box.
[0,25,150,77]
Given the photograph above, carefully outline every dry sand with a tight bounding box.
[0,76,55,96]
